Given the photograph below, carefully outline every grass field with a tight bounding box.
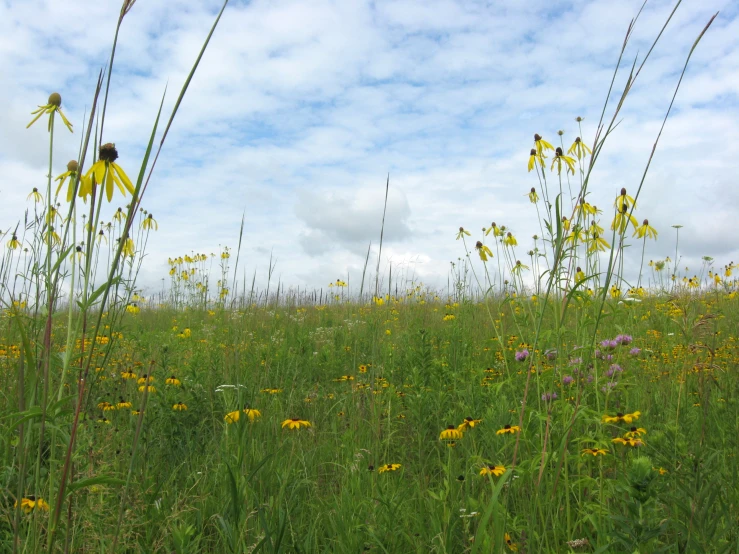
[1,1,736,552]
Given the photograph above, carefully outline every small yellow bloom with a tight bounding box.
[496,424,520,435]
[567,136,592,159]
[505,532,518,552]
[581,447,608,457]
[27,188,43,203]
[16,496,50,514]
[126,303,140,314]
[476,241,493,261]
[7,234,21,250]
[633,219,658,240]
[141,213,158,231]
[84,143,134,202]
[172,402,188,411]
[533,133,554,157]
[165,375,181,386]
[281,418,311,430]
[456,227,471,240]
[440,425,464,440]
[378,463,401,473]
[503,233,517,247]
[550,147,576,175]
[602,411,641,424]
[624,427,647,439]
[479,464,505,477]
[27,92,73,132]
[54,160,91,202]
[121,237,135,258]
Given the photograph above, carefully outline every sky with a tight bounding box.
[1,0,738,297]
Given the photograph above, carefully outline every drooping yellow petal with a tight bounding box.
[111,163,135,195]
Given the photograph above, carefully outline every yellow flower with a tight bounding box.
[138,385,156,393]
[575,267,586,283]
[54,160,91,202]
[456,227,471,240]
[172,402,188,411]
[587,232,610,254]
[7,234,21,250]
[121,237,135,258]
[458,417,482,431]
[485,222,502,237]
[121,371,137,380]
[126,303,140,314]
[141,213,158,231]
[27,188,43,203]
[476,241,493,261]
[378,463,401,473]
[496,424,520,435]
[527,149,543,172]
[511,260,529,274]
[550,147,576,175]
[533,133,554,157]
[567,136,592,159]
[503,233,517,247]
[27,92,73,132]
[505,532,518,552]
[602,411,641,424]
[612,437,644,447]
[614,187,636,210]
[165,375,181,386]
[440,425,464,440]
[84,143,134,202]
[112,207,127,223]
[624,427,647,439]
[116,399,133,409]
[97,401,115,411]
[479,464,505,477]
[612,203,639,234]
[581,448,608,457]
[576,200,597,217]
[137,374,155,385]
[633,219,657,240]
[16,496,50,514]
[281,418,311,430]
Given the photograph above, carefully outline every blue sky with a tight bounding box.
[1,0,738,295]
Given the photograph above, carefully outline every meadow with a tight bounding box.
[1,1,737,553]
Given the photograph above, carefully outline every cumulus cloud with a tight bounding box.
[1,0,737,294]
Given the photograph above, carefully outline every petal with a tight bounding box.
[111,163,135,194]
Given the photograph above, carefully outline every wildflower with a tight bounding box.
[442,313,456,321]
[16,496,50,514]
[514,349,529,362]
[567,136,592,159]
[112,207,126,223]
[562,375,574,385]
[486,222,502,237]
[505,532,518,552]
[261,388,283,394]
[633,219,658,240]
[503,232,517,247]
[458,417,482,431]
[654,467,668,475]
[97,230,107,244]
[333,375,354,382]
[116,398,132,409]
[358,364,368,373]
[165,375,181,386]
[84,143,135,202]
[475,241,493,261]
[138,385,156,393]
[97,416,111,424]
[282,418,311,430]
[97,401,115,411]
[141,213,158,231]
[511,260,529,274]
[612,437,644,447]
[27,92,73,132]
[528,187,539,203]
[527,149,543,172]
[533,133,554,157]
[550,147,576,175]
[587,231,610,254]
[575,267,585,283]
[541,392,558,402]
[54,160,89,202]
[456,227,471,240]
[7,234,21,250]
[440,425,464,440]
[615,334,633,346]
[137,374,155,385]
[629,347,641,356]
[126,303,140,314]
[581,448,608,457]
[496,424,521,435]
[602,411,641,424]
[378,463,401,473]
[614,187,636,210]
[576,200,597,217]
[624,427,646,439]
[27,188,43,203]
[121,237,135,258]
[479,464,506,477]
[120,370,137,380]
[172,402,188,411]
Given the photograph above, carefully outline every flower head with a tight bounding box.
[165,375,181,386]
[479,464,506,477]
[602,411,641,424]
[476,241,493,262]
[282,418,311,430]
[84,143,135,202]
[634,219,658,240]
[528,187,539,203]
[440,425,464,440]
[27,92,73,132]
[581,447,608,457]
[172,402,188,411]
[458,417,482,431]
[378,463,401,473]
[567,136,592,160]
[16,496,50,514]
[496,424,521,435]
[550,147,576,175]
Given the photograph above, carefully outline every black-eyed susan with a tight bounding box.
[120,370,137,380]
[84,143,134,202]
[505,532,518,552]
[612,437,644,447]
[137,374,155,385]
[624,427,647,439]
[458,417,482,431]
[165,375,181,386]
[116,398,132,409]
[281,418,311,430]
[378,463,401,473]
[358,364,369,373]
[496,424,521,435]
[172,402,188,411]
[16,496,50,514]
[581,447,608,457]
[440,425,464,440]
[27,92,73,132]
[479,464,506,477]
[602,411,641,424]
[97,401,115,412]
[242,407,261,422]
[138,385,156,393]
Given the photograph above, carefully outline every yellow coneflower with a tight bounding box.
[527,149,543,172]
[479,464,506,477]
[611,202,639,234]
[614,187,636,210]
[458,417,482,431]
[581,448,608,457]
[475,240,493,261]
[567,136,592,159]
[550,147,576,175]
[612,437,644,447]
[112,207,127,223]
[137,374,155,385]
[496,424,521,435]
[54,160,91,202]
[633,219,658,240]
[126,303,140,314]
[602,411,641,424]
[27,187,43,203]
[261,388,283,394]
[7,234,21,250]
[141,213,158,231]
[333,375,355,382]
[281,418,311,430]
[172,402,188,411]
[378,463,401,473]
[440,425,464,440]
[138,385,156,393]
[121,237,135,258]
[97,401,115,412]
[97,416,111,424]
[533,133,554,157]
[456,227,471,240]
[131,410,141,416]
[120,370,137,379]
[165,375,181,386]
[27,92,73,132]
[116,399,132,409]
[527,187,539,203]
[503,233,517,247]
[84,143,134,202]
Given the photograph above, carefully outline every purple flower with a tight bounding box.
[615,334,633,346]
[562,375,574,385]
[603,354,613,362]
[601,381,617,393]
[515,349,529,362]
[542,392,558,402]
[569,357,582,367]
[629,347,641,356]
[605,364,623,377]
[600,339,618,350]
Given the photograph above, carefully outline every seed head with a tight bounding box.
[99,143,119,163]
[557,129,564,136]
[530,148,536,156]
[67,160,79,172]
[534,133,542,141]
[48,93,62,107]
[620,187,627,196]
[530,187,536,193]
[555,147,563,155]
[574,137,581,143]
[642,219,649,225]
